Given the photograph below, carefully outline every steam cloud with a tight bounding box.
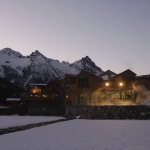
[133,84,150,104]
[87,84,150,106]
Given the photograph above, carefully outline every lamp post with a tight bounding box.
[105,82,109,100]
[119,82,123,100]
[66,95,70,116]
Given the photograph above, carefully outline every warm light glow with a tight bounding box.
[31,86,41,94]
[119,82,123,86]
[105,82,109,86]
[42,95,47,97]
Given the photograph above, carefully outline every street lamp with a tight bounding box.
[66,95,70,116]
[119,82,123,87]
[105,82,109,86]
[105,82,109,100]
[119,82,123,100]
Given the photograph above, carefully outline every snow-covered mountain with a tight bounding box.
[71,56,102,75]
[0,48,103,88]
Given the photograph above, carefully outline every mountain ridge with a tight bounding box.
[0,48,103,88]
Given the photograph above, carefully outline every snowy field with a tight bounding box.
[1,119,150,150]
[0,115,64,129]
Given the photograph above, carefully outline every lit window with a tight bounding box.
[31,86,41,94]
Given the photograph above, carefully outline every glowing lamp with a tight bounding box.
[105,82,109,86]
[119,82,123,86]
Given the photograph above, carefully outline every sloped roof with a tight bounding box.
[113,69,136,79]
[6,98,21,101]
[99,70,117,80]
[136,74,150,78]
[77,70,100,78]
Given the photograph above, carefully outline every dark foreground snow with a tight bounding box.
[0,118,150,150]
[0,115,64,129]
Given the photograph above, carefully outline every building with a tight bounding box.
[66,69,136,104]
[104,69,136,102]
[22,81,66,115]
[0,77,24,106]
[20,69,150,116]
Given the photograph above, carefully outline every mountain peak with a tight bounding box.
[81,56,91,62]
[71,56,103,75]
[31,50,43,56]
[0,47,23,58]
[29,50,47,61]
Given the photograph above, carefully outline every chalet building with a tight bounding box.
[21,81,66,115]
[105,69,136,101]
[20,69,150,116]
[64,71,103,106]
[0,77,24,106]
[63,69,137,115]
[65,69,136,105]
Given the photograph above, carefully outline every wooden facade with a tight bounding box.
[65,70,137,106]
[105,69,136,102]
[22,81,66,115]
[20,69,150,115]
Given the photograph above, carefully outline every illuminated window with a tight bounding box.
[31,86,41,94]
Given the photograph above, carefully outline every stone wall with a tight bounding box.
[80,105,150,120]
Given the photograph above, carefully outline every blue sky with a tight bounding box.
[0,0,150,75]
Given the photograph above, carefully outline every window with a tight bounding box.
[31,86,41,94]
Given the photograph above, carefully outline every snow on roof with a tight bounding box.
[136,75,150,78]
[111,75,116,77]
[6,98,21,101]
[101,75,108,80]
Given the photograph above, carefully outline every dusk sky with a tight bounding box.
[0,0,150,75]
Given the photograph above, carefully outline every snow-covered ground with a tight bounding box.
[0,115,64,129]
[1,119,150,150]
